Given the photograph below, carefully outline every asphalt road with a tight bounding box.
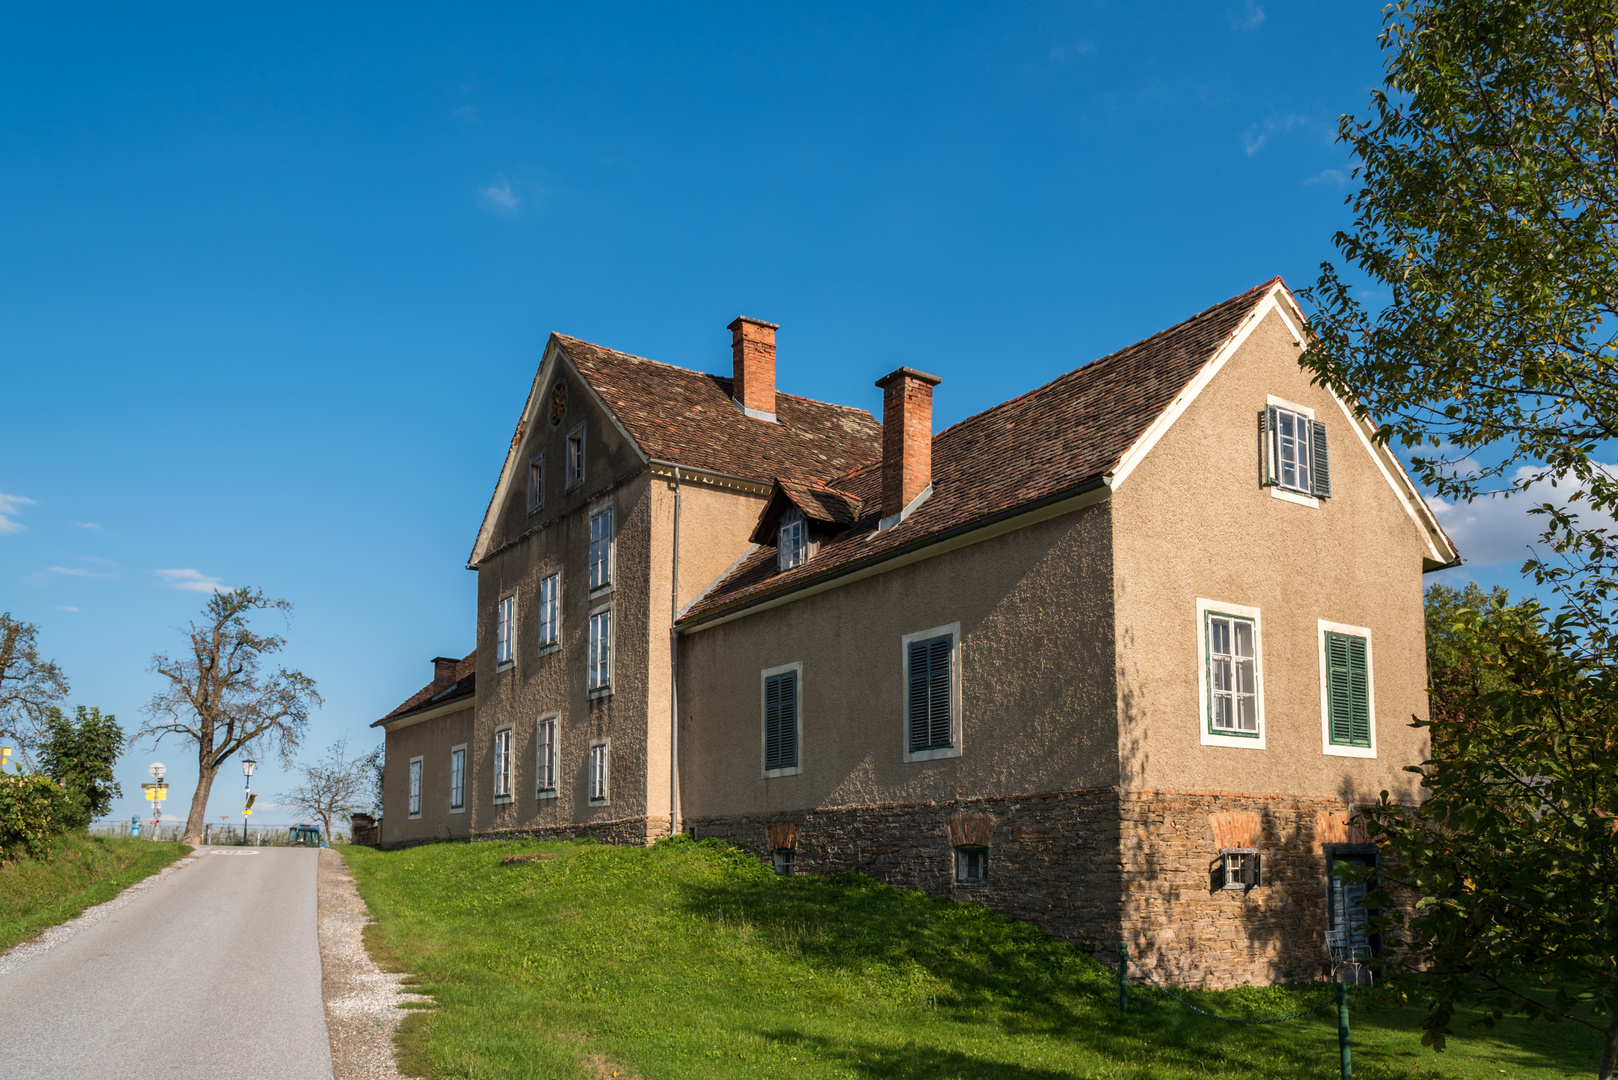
[0,846,333,1080]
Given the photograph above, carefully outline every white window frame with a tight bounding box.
[777,508,808,572]
[1196,598,1267,750]
[1319,619,1378,759]
[587,603,614,697]
[448,744,467,813]
[527,452,544,514]
[492,725,514,803]
[587,737,609,805]
[495,592,516,668]
[565,422,586,491]
[1266,395,1320,508]
[537,572,561,655]
[901,621,963,763]
[407,756,423,819]
[588,504,614,594]
[535,714,559,799]
[760,661,804,778]
[1220,848,1262,890]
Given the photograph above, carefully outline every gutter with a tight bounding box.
[669,465,682,839]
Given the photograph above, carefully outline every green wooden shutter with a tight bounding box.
[1326,632,1371,747]
[764,672,797,770]
[1310,420,1332,497]
[908,641,931,751]
[764,674,782,768]
[908,636,953,751]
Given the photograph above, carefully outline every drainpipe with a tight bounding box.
[669,466,682,838]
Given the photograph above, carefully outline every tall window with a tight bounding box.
[778,508,808,571]
[764,668,798,771]
[588,740,608,803]
[493,727,512,801]
[1325,631,1371,748]
[449,748,465,810]
[588,606,613,693]
[538,573,560,651]
[566,424,585,490]
[496,594,515,666]
[536,716,557,795]
[1206,613,1258,735]
[589,506,614,590]
[527,453,544,513]
[907,633,954,753]
[1263,405,1332,498]
[407,758,422,817]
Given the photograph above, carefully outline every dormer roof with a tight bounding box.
[748,477,867,545]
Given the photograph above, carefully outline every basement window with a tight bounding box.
[955,846,988,884]
[773,849,795,876]
[1221,848,1262,890]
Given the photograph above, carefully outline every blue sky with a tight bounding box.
[0,3,1525,828]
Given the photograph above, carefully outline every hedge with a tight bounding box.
[0,773,76,861]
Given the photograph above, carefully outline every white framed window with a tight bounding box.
[955,846,988,884]
[496,593,516,667]
[565,422,586,490]
[761,662,802,777]
[407,757,423,818]
[536,714,558,798]
[587,738,609,804]
[1262,397,1332,504]
[449,745,466,812]
[1220,848,1262,890]
[588,505,614,592]
[527,453,544,513]
[901,622,963,762]
[588,604,613,696]
[777,508,808,571]
[1196,598,1266,750]
[493,725,513,802]
[537,572,560,654]
[1319,620,1377,758]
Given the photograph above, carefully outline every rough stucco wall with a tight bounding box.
[678,500,1118,820]
[1110,307,1430,803]
[380,708,474,845]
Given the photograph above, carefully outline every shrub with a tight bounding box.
[0,773,75,861]
[37,705,123,830]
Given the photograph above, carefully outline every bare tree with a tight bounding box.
[0,613,70,764]
[279,738,372,842]
[138,588,320,845]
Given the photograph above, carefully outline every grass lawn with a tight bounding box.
[342,837,1603,1080]
[0,832,190,953]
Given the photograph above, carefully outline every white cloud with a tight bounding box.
[1232,1,1265,29]
[55,605,80,613]
[1243,112,1312,156]
[48,565,114,578]
[157,568,231,593]
[478,174,520,214]
[1304,168,1347,186]
[0,492,36,534]
[1425,462,1618,566]
[74,521,103,531]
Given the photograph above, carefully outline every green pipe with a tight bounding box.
[1337,979,1352,1079]
[1118,943,1128,1014]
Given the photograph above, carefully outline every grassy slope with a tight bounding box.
[0,833,189,953]
[343,838,1602,1080]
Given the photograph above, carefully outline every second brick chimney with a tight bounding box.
[875,366,942,522]
[431,656,461,693]
[729,316,779,421]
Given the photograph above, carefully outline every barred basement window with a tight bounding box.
[1221,848,1262,890]
[955,846,989,884]
[773,849,795,876]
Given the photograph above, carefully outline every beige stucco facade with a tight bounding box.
[378,702,474,846]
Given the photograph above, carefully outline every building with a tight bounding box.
[374,278,1456,987]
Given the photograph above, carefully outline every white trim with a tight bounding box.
[587,737,610,805]
[492,724,514,804]
[731,397,778,424]
[876,482,934,533]
[901,621,963,763]
[1328,393,1455,565]
[1270,487,1320,509]
[1318,620,1378,759]
[535,713,560,798]
[1265,394,1315,419]
[377,695,473,732]
[448,744,467,814]
[1195,598,1267,750]
[760,661,804,778]
[407,755,423,819]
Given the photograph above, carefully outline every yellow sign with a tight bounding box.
[144,788,168,801]
[243,808,253,815]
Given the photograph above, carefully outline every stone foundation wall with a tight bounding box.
[473,814,668,847]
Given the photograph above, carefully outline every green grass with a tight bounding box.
[0,832,190,952]
[341,837,1603,1080]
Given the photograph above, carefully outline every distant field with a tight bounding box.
[0,833,190,953]
[342,837,1601,1080]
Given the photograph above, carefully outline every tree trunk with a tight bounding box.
[182,760,218,845]
[1600,1011,1618,1080]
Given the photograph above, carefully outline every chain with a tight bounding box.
[1127,962,1335,1025]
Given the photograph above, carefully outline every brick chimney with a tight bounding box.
[874,366,941,521]
[431,656,461,692]
[728,316,779,420]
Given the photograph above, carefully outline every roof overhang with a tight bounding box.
[372,692,474,732]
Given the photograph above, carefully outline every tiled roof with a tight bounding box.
[747,477,867,543]
[682,280,1278,625]
[372,652,476,726]
[555,334,883,487]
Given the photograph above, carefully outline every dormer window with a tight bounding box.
[778,508,808,571]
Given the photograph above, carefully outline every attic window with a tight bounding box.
[778,508,808,571]
[566,423,586,491]
[527,453,544,514]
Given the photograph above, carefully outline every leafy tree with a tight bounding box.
[37,705,124,830]
[359,743,384,820]
[279,738,372,842]
[0,614,70,764]
[1299,0,1618,645]
[1424,582,1520,692]
[136,588,320,845]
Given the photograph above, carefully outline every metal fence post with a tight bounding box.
[1118,943,1128,1014]
[1337,979,1352,1080]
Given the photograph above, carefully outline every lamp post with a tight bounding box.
[242,758,257,847]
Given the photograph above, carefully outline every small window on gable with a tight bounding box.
[1220,848,1262,890]
[527,453,544,513]
[1261,405,1332,498]
[566,423,586,491]
[778,508,808,572]
[955,846,988,884]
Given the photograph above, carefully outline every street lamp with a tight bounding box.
[242,758,257,847]
[148,762,166,834]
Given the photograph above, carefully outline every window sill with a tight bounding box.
[449,805,466,814]
[565,481,583,494]
[762,765,802,779]
[588,798,609,807]
[588,584,614,600]
[904,744,962,763]
[1323,743,1377,759]
[587,686,613,700]
[537,643,560,658]
[407,813,422,821]
[496,660,515,672]
[1268,486,1319,508]
[1201,729,1267,751]
[537,789,559,800]
[492,795,512,805]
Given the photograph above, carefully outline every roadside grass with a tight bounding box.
[341,837,1603,1080]
[0,832,189,953]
